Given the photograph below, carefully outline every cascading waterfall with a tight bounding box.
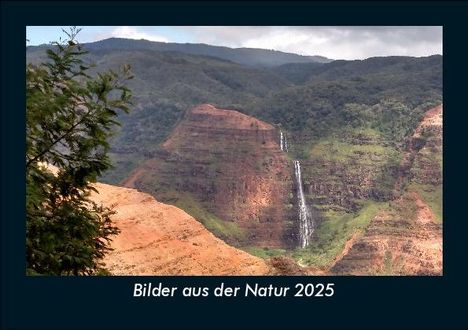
[279,130,312,247]
[294,160,314,248]
[280,131,284,151]
[279,130,289,152]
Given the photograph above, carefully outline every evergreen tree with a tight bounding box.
[26,28,133,275]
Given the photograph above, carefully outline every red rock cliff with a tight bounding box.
[122,104,296,248]
[332,105,443,275]
[91,182,272,275]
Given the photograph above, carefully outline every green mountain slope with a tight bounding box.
[26,40,443,274]
[28,37,331,68]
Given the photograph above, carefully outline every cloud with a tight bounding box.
[172,26,442,60]
[29,26,442,60]
[94,26,169,43]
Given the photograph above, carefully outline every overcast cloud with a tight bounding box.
[170,26,442,59]
[27,26,442,60]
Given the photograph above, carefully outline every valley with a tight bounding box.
[121,104,296,248]
[27,38,443,275]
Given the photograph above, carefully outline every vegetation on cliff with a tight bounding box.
[26,41,442,187]
[26,36,443,275]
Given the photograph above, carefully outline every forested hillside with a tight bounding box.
[27,38,442,274]
[27,39,441,185]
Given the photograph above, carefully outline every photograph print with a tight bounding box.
[26,26,443,276]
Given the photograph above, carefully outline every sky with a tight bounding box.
[26,26,442,60]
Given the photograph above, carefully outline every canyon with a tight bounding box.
[110,103,442,275]
[91,181,317,275]
[26,40,443,275]
[121,104,297,248]
[332,105,443,275]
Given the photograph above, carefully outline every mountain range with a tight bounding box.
[27,38,443,275]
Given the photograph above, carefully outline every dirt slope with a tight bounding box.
[90,182,272,275]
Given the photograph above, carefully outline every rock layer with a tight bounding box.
[395,104,443,191]
[91,182,272,275]
[332,105,443,275]
[122,104,296,248]
[331,191,442,275]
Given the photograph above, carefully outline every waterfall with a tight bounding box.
[280,130,289,152]
[280,131,284,151]
[294,160,314,248]
[280,130,312,247]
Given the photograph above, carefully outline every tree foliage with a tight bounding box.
[26,28,133,275]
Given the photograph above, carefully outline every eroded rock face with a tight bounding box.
[332,105,443,275]
[122,104,296,248]
[395,104,443,191]
[302,130,400,216]
[331,192,442,275]
[116,103,443,275]
[91,182,272,275]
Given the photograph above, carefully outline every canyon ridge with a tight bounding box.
[28,38,443,275]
